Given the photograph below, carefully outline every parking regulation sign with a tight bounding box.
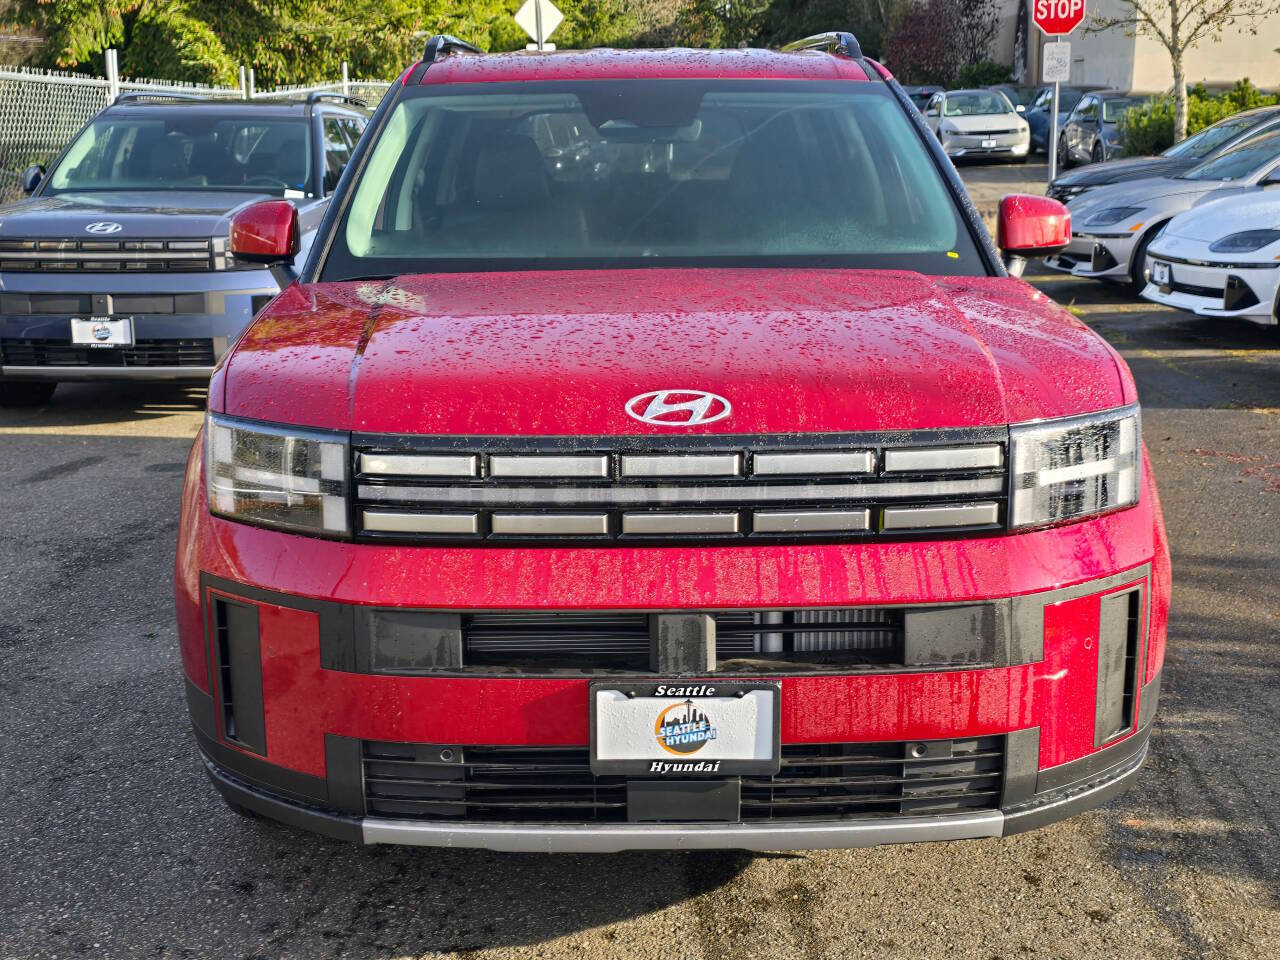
[1033,0,1086,35]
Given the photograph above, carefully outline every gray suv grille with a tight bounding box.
[0,237,225,272]
[351,430,1009,544]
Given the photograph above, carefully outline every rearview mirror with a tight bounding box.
[997,194,1071,274]
[230,200,299,263]
[21,164,44,194]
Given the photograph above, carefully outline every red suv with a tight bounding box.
[175,34,1170,851]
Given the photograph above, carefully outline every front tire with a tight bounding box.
[0,381,56,407]
[1128,225,1162,295]
[1057,138,1073,170]
[1091,141,1104,164]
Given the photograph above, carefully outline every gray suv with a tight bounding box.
[0,93,367,405]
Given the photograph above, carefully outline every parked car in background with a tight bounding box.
[1046,129,1280,290]
[0,93,367,406]
[1141,191,1280,327]
[986,84,1038,114]
[1048,105,1280,203]
[902,84,943,112]
[1058,91,1148,168]
[1026,85,1105,153]
[923,89,1030,162]
[177,34,1169,852]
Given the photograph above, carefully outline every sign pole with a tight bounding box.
[1048,57,1060,182]
[534,0,544,50]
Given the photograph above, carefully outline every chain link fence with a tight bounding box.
[0,59,390,203]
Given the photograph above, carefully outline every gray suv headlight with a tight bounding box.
[206,413,349,535]
[1010,406,1141,528]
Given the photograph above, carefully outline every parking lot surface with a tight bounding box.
[1,162,1278,960]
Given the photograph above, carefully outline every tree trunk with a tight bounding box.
[1172,55,1187,142]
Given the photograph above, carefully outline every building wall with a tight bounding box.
[994,0,1280,91]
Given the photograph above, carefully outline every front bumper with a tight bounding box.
[1140,257,1279,326]
[1044,231,1140,279]
[0,269,277,382]
[200,717,1153,851]
[941,133,1029,159]
[175,434,1171,850]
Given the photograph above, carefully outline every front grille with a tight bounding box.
[352,431,1009,544]
[459,608,908,672]
[0,337,215,368]
[0,237,227,272]
[1169,279,1222,299]
[361,737,1006,823]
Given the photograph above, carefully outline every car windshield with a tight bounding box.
[45,113,314,196]
[1182,130,1280,181]
[323,80,983,278]
[943,92,1012,117]
[1163,113,1266,159]
[1101,98,1144,123]
[997,87,1035,107]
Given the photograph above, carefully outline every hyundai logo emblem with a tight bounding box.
[91,322,112,342]
[84,221,123,235]
[625,390,731,426]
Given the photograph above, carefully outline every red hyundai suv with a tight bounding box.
[175,33,1170,851]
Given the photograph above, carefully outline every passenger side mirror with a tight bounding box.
[230,200,300,263]
[997,194,1071,275]
[925,107,939,117]
[21,164,44,194]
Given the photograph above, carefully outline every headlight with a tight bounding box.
[1010,406,1140,528]
[1084,205,1144,226]
[1208,229,1280,253]
[206,413,349,535]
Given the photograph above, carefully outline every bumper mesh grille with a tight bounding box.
[0,337,215,368]
[361,737,1006,823]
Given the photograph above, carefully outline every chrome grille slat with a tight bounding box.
[0,237,222,272]
[353,433,1008,542]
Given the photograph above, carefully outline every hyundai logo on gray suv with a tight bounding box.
[84,221,123,234]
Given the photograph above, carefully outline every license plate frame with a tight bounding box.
[1151,260,1171,287]
[981,139,997,149]
[71,316,134,348]
[590,680,781,777]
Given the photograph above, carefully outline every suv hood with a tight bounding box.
[1163,191,1280,242]
[219,269,1129,435]
[0,190,274,239]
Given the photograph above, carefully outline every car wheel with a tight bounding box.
[1128,224,1162,294]
[1057,138,1072,170]
[0,381,57,407]
[1092,141,1104,164]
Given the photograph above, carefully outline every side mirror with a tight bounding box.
[925,108,939,118]
[21,164,44,194]
[230,200,299,263]
[1016,104,1026,113]
[998,194,1071,274]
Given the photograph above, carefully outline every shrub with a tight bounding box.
[1119,80,1280,156]
[957,60,1013,87]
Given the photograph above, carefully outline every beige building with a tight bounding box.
[998,0,1280,91]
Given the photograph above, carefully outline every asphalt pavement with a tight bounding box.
[1,161,1278,960]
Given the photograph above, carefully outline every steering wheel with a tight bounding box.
[244,175,289,188]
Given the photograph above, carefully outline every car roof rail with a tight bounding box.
[305,91,368,109]
[422,34,483,64]
[113,91,211,105]
[782,31,865,63]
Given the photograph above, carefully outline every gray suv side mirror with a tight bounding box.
[21,164,44,194]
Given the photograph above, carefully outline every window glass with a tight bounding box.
[323,80,985,278]
[323,116,353,193]
[942,92,1012,117]
[46,114,313,195]
[1163,114,1258,158]
[1183,130,1280,181]
[1101,98,1143,123]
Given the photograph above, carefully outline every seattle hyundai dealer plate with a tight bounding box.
[590,682,781,776]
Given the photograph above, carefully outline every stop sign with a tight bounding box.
[1033,0,1086,35]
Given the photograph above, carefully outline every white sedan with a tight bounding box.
[1045,129,1280,290]
[922,89,1030,162]
[1141,192,1280,327]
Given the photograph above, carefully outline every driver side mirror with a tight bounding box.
[230,200,300,263]
[21,164,44,194]
[997,194,1071,275]
[925,108,939,117]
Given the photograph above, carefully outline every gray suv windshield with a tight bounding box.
[47,115,314,196]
